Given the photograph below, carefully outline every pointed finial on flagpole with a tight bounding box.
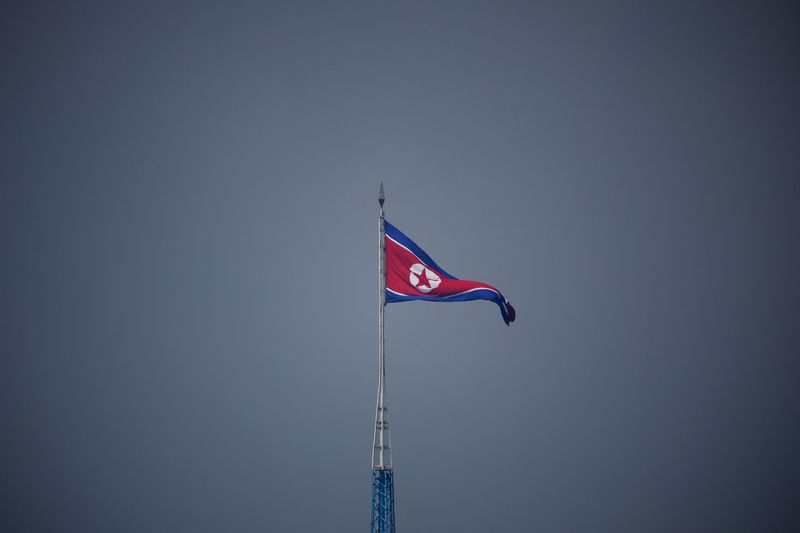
[378,182,385,208]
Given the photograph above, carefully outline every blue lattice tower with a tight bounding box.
[370,467,395,533]
[371,183,396,533]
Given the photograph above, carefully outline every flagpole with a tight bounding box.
[370,182,396,533]
[373,182,389,469]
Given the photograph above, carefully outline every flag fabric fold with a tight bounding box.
[384,220,516,326]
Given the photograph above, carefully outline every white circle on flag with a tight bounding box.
[409,263,441,293]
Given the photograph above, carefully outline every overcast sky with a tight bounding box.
[2,1,799,531]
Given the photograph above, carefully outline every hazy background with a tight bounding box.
[2,1,799,531]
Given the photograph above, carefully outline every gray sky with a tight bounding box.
[2,1,799,531]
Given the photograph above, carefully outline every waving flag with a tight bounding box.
[384,220,516,325]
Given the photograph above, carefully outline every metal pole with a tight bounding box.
[372,182,389,468]
[378,183,386,468]
[371,182,396,533]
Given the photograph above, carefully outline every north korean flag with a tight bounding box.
[385,220,516,326]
